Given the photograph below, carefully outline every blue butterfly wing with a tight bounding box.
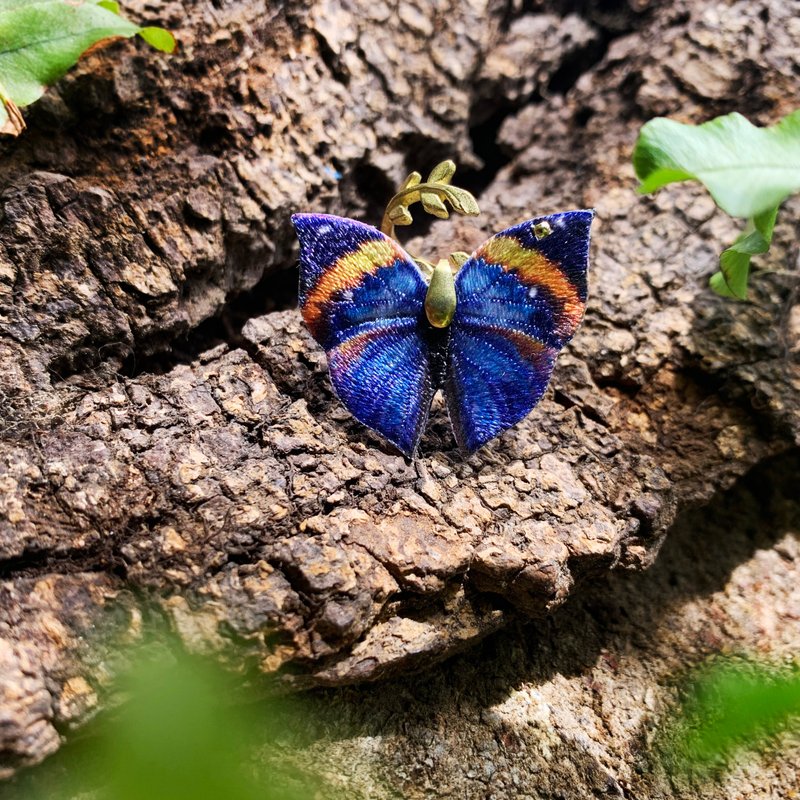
[447,211,593,453]
[292,214,433,457]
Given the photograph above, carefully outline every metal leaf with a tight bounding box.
[420,191,449,218]
[448,251,470,269]
[388,204,413,226]
[441,186,480,216]
[400,171,422,191]
[427,160,456,185]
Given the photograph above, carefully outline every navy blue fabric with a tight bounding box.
[454,260,562,348]
[446,321,557,452]
[328,317,433,456]
[503,211,592,302]
[323,261,425,349]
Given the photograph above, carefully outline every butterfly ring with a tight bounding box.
[292,161,593,457]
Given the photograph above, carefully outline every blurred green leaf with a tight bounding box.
[0,0,174,135]
[103,656,264,800]
[660,657,800,776]
[7,645,338,800]
[138,26,176,54]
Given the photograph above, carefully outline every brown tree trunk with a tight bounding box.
[1,0,798,792]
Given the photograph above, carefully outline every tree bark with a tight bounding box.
[1,0,798,783]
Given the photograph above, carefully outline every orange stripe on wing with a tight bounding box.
[303,239,405,338]
[495,328,550,362]
[478,235,584,334]
[471,323,553,364]
[329,326,386,368]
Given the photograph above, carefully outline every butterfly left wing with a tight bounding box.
[446,210,593,453]
[292,213,434,457]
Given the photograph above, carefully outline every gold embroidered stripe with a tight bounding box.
[303,239,403,336]
[478,235,581,307]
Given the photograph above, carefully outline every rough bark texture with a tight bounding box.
[0,0,798,786]
[254,451,800,800]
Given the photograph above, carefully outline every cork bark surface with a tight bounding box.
[250,451,800,800]
[1,0,798,785]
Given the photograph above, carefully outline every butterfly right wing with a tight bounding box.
[292,213,434,457]
[447,211,593,453]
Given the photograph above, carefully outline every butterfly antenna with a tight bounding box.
[448,252,470,271]
[413,258,435,278]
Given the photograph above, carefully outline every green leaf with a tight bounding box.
[0,0,174,135]
[708,271,739,299]
[427,159,456,185]
[710,206,778,299]
[138,26,176,53]
[420,190,449,218]
[633,111,800,219]
[7,639,338,800]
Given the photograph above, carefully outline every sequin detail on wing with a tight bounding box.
[292,214,433,456]
[447,210,593,453]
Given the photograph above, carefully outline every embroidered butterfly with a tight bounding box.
[291,210,593,457]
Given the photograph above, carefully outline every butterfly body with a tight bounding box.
[292,211,593,457]
[424,259,458,328]
[424,323,451,390]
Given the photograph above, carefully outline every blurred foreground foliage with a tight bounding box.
[4,643,344,800]
[658,656,800,779]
